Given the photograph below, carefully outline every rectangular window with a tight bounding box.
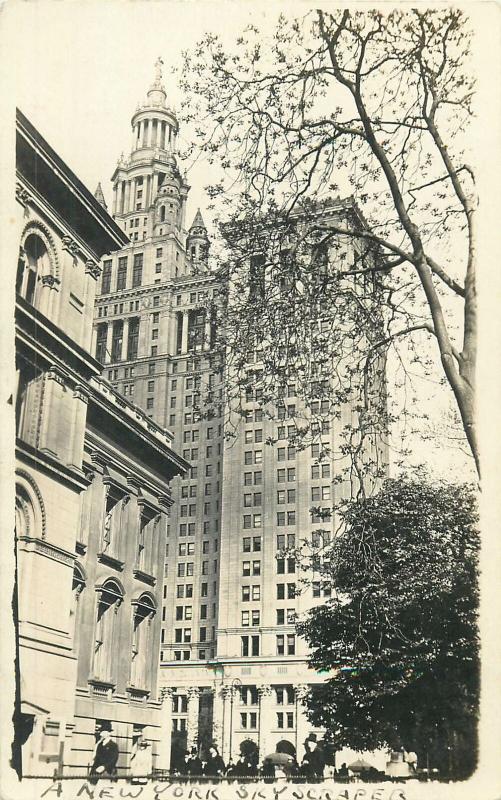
[132,253,143,287]
[287,583,296,599]
[276,635,285,655]
[101,260,112,293]
[276,608,285,625]
[116,257,127,290]
[252,585,260,601]
[287,634,296,655]
[241,611,250,627]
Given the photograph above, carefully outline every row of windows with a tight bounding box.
[179,519,219,537]
[241,559,295,576]
[241,583,297,601]
[175,604,216,621]
[172,581,217,599]
[240,608,295,626]
[173,625,216,643]
[182,426,221,444]
[237,710,294,731]
[240,634,296,657]
[177,561,217,577]
[242,508,330,527]
[182,445,221,461]
[97,299,141,318]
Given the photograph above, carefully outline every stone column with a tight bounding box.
[112,184,118,216]
[220,686,233,764]
[181,311,189,354]
[258,685,274,761]
[105,323,113,364]
[146,175,151,208]
[204,312,211,351]
[124,181,131,215]
[186,688,200,750]
[211,685,225,756]
[67,385,89,469]
[121,318,130,362]
[152,172,159,204]
[157,688,174,772]
[294,685,310,757]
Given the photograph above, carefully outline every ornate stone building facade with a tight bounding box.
[14,110,187,778]
[93,64,388,769]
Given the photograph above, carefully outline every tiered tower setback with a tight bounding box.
[92,62,388,771]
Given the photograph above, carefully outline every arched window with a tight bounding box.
[17,234,50,305]
[130,594,156,690]
[15,485,36,539]
[93,579,123,684]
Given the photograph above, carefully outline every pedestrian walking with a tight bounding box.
[204,744,225,777]
[89,728,119,784]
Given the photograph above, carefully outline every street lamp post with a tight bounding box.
[229,678,242,762]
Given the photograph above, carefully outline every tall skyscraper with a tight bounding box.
[93,62,388,770]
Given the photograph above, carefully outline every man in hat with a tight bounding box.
[89,728,119,784]
[186,746,203,777]
[301,734,325,779]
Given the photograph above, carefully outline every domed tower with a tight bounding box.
[111,58,190,239]
[187,209,210,268]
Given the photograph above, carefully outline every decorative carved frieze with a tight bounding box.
[46,366,66,387]
[16,183,32,208]
[17,535,76,567]
[73,384,89,403]
[85,260,101,280]
[62,235,81,259]
[40,274,59,289]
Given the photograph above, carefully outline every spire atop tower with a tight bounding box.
[190,209,206,231]
[94,182,107,209]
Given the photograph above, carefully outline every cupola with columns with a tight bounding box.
[110,58,190,239]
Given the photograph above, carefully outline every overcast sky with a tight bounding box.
[8,1,284,224]
[5,0,499,481]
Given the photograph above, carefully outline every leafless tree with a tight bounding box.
[180,8,478,477]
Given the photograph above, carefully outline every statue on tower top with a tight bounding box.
[154,56,164,84]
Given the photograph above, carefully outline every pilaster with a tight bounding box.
[157,688,174,771]
[258,685,274,760]
[186,688,200,750]
[181,311,189,354]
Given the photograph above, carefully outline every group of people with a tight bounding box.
[174,733,327,781]
[88,729,330,784]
